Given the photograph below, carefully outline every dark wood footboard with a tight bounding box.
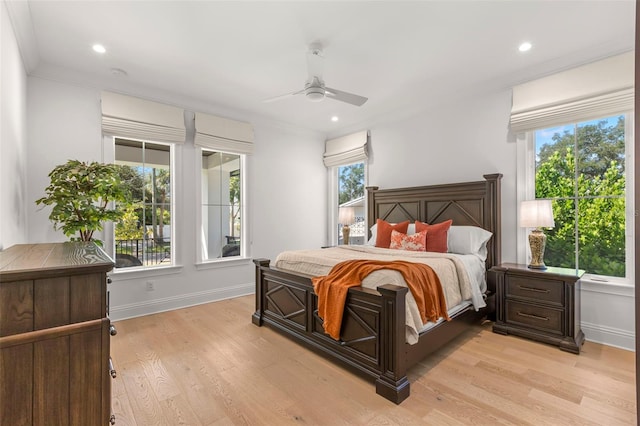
[253,258,411,404]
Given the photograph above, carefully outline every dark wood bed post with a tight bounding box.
[366,185,379,241]
[375,284,410,404]
[482,173,502,268]
[252,258,269,326]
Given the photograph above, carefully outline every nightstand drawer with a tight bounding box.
[505,275,564,306]
[505,300,563,335]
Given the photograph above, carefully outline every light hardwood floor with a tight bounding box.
[111,295,636,425]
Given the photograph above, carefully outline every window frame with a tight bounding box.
[195,146,249,265]
[102,135,179,273]
[517,112,634,286]
[328,160,368,246]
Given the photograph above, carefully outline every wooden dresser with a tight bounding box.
[0,242,115,425]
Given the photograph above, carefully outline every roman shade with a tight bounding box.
[323,130,369,167]
[510,51,634,133]
[194,112,254,154]
[101,91,186,143]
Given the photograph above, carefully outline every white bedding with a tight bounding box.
[274,245,487,344]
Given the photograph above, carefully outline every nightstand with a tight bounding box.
[491,263,585,354]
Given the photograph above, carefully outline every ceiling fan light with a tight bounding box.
[305,87,325,102]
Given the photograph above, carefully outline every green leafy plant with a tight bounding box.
[36,160,128,244]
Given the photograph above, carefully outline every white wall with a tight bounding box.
[27,78,103,243]
[251,121,327,261]
[0,1,28,249]
[581,282,635,350]
[25,76,326,321]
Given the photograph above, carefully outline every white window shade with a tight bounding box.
[323,130,369,167]
[510,52,634,133]
[101,91,186,143]
[194,112,254,154]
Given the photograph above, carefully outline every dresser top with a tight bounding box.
[0,242,114,281]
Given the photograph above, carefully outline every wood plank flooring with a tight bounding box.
[111,295,636,425]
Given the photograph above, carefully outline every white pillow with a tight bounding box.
[447,226,492,260]
[366,222,416,245]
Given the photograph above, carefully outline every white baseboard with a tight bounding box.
[582,321,635,352]
[109,282,254,321]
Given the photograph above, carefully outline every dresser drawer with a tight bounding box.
[505,300,563,335]
[505,275,564,306]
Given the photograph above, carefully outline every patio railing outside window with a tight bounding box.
[115,238,171,268]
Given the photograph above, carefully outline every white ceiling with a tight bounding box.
[6,0,635,136]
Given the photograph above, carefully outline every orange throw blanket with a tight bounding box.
[311,259,450,340]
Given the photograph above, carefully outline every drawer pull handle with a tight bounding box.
[110,414,116,425]
[518,286,550,294]
[517,312,549,321]
[109,358,117,378]
[110,324,118,336]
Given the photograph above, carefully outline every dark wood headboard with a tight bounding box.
[366,174,502,269]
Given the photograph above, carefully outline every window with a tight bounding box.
[511,53,633,283]
[101,91,185,270]
[200,149,243,260]
[192,111,253,263]
[113,138,173,269]
[530,113,632,279]
[324,131,369,245]
[337,163,366,245]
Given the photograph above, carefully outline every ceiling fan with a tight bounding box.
[263,43,368,107]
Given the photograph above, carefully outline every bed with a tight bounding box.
[252,174,502,404]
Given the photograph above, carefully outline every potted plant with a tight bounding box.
[36,160,128,245]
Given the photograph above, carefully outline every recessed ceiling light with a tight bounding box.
[331,116,339,122]
[518,42,532,52]
[92,44,106,54]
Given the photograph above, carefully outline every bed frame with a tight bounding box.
[252,174,502,404]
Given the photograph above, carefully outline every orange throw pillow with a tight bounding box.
[415,219,453,252]
[390,230,427,251]
[375,219,410,248]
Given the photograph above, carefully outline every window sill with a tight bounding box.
[580,277,634,298]
[110,264,184,281]
[195,257,253,271]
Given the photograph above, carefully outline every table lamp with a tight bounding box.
[520,199,555,269]
[338,207,355,245]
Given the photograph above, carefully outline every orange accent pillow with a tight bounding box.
[415,219,453,252]
[390,230,427,251]
[375,219,410,248]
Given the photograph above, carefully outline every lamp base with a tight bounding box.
[342,225,351,245]
[528,229,547,270]
[528,264,548,270]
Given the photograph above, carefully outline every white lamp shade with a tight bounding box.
[520,200,555,228]
[338,207,355,225]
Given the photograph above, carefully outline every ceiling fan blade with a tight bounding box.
[324,87,368,106]
[306,48,324,80]
[262,89,305,103]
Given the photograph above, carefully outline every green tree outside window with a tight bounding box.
[535,116,626,277]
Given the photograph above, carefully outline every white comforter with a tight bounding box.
[274,245,487,344]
